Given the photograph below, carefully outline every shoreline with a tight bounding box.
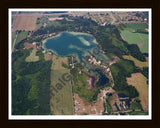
[42,31,102,61]
[42,31,99,46]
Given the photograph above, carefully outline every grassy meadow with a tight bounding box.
[123,55,148,68]
[25,49,39,62]
[120,23,149,53]
[12,31,28,49]
[50,55,74,115]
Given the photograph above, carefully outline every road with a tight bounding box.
[12,31,18,50]
[12,12,89,17]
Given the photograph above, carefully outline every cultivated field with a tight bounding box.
[12,31,28,49]
[120,30,148,53]
[12,16,39,31]
[50,55,74,115]
[123,55,148,68]
[16,31,28,43]
[50,69,74,115]
[126,73,148,111]
[25,49,39,62]
[120,24,149,53]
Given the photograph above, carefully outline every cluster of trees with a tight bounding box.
[126,44,146,62]
[12,49,52,115]
[135,29,148,34]
[141,67,149,79]
[93,69,109,88]
[110,60,139,98]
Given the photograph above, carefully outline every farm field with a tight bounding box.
[50,69,74,115]
[123,55,148,68]
[120,30,148,53]
[120,24,149,53]
[25,49,39,62]
[50,55,74,115]
[126,73,148,111]
[12,16,39,31]
[51,55,69,70]
[16,31,28,44]
[125,24,148,30]
[124,23,148,30]
[12,31,28,49]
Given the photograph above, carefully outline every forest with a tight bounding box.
[12,49,52,115]
[110,59,139,98]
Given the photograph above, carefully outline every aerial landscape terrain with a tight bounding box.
[11,10,149,116]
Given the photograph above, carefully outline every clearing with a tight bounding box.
[44,53,52,61]
[25,49,39,62]
[74,93,104,115]
[123,55,148,68]
[24,42,36,49]
[51,54,68,70]
[48,17,64,21]
[126,73,148,111]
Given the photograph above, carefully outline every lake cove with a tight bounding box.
[43,32,100,61]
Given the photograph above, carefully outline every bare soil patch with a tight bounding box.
[109,93,121,111]
[12,16,39,31]
[48,17,64,21]
[24,42,37,50]
[74,93,104,115]
[44,54,52,61]
[126,73,148,110]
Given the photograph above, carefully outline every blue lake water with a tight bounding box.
[43,32,109,62]
[43,32,98,60]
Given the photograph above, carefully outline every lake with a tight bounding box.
[43,32,99,61]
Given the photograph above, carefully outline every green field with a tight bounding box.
[50,69,74,115]
[128,111,148,115]
[16,31,28,44]
[12,32,17,48]
[120,24,149,53]
[123,55,148,68]
[124,23,148,30]
[12,31,28,49]
[50,55,74,115]
[25,49,39,62]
